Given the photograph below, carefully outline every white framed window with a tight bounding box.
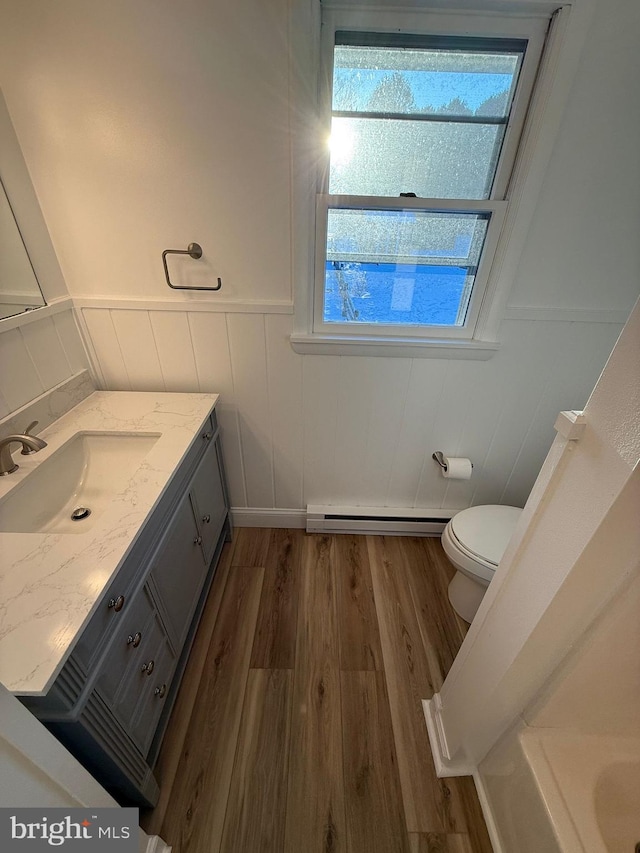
[296,6,553,354]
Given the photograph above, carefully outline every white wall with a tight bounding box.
[0,0,292,306]
[476,451,640,852]
[430,295,640,769]
[0,308,89,419]
[77,308,618,511]
[0,0,638,512]
[525,564,640,737]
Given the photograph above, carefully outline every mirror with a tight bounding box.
[0,176,46,320]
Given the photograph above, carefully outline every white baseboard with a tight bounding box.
[423,697,502,852]
[422,696,474,777]
[231,507,306,528]
[472,769,504,853]
[231,506,453,535]
[144,834,172,853]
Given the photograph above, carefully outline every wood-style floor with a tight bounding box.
[141,528,493,853]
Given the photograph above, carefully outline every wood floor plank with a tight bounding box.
[141,541,234,836]
[420,539,469,638]
[408,833,474,852]
[148,530,492,852]
[284,534,347,853]
[220,669,293,853]
[158,565,264,853]
[230,526,271,566]
[368,535,463,834]
[370,537,491,851]
[402,538,467,693]
[341,670,410,853]
[335,534,384,671]
[423,538,469,637]
[421,539,469,639]
[250,528,303,669]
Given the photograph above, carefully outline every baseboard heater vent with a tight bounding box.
[306,505,453,536]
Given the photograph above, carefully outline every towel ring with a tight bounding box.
[162,243,222,291]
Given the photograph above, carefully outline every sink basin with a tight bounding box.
[0,431,160,534]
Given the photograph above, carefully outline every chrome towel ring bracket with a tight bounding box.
[162,242,222,291]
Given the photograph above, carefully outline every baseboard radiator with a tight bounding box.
[306,505,453,536]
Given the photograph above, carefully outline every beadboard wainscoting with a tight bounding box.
[76,302,622,516]
[0,303,90,419]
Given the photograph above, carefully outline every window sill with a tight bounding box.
[289,333,499,359]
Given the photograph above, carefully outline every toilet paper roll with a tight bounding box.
[442,456,473,480]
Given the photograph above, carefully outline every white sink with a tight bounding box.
[0,431,160,534]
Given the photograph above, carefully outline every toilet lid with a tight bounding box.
[450,505,522,567]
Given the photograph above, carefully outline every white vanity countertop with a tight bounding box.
[0,391,218,696]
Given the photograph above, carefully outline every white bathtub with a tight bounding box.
[521,730,640,853]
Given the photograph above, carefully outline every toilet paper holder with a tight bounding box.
[432,451,473,472]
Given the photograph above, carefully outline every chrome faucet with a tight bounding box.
[0,421,47,475]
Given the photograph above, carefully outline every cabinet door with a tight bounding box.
[149,492,207,648]
[190,439,227,565]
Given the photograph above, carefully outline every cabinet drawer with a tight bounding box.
[149,492,208,648]
[73,560,144,674]
[129,636,175,755]
[190,440,227,565]
[94,584,156,706]
[111,607,170,734]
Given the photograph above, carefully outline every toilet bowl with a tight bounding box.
[441,505,522,622]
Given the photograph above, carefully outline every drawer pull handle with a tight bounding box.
[127,632,142,648]
[108,595,125,612]
[141,660,155,675]
[194,536,203,546]
[154,684,167,699]
[202,431,212,441]
[202,514,211,524]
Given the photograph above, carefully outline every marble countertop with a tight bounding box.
[0,391,218,696]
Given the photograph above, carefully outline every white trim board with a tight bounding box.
[472,769,505,853]
[0,296,74,333]
[422,696,475,778]
[231,508,307,528]
[74,296,293,315]
[423,696,504,851]
[503,306,629,323]
[230,506,454,534]
[290,333,499,359]
[143,835,172,853]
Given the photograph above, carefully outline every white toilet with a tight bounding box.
[441,504,522,622]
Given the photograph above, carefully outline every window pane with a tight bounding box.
[323,207,490,327]
[329,116,503,199]
[330,42,523,200]
[333,46,521,118]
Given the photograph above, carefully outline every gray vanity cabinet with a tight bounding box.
[190,437,227,563]
[20,407,231,808]
[149,432,226,648]
[149,490,208,649]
